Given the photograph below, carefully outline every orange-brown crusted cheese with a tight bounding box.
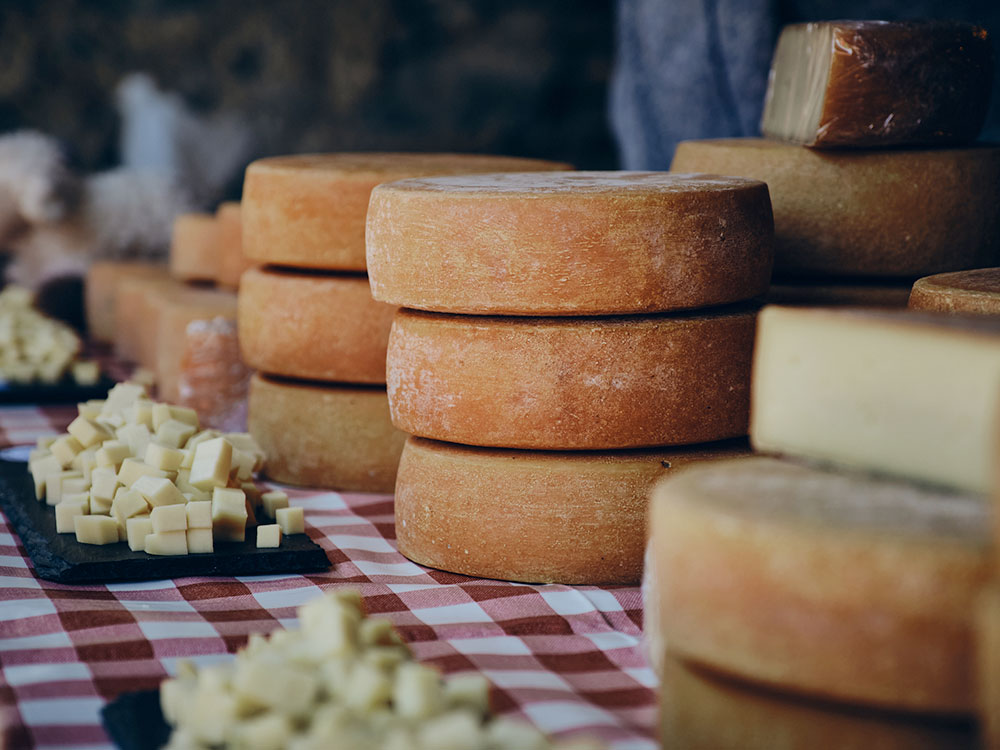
[177,317,251,432]
[395,436,750,585]
[978,586,1000,749]
[169,213,220,282]
[909,268,1000,315]
[248,374,406,492]
[85,261,168,343]
[238,267,397,384]
[649,456,991,714]
[216,202,251,289]
[242,153,571,271]
[367,172,774,315]
[386,305,757,450]
[671,139,1000,278]
[114,277,186,365]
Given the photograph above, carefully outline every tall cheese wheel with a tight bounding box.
[85,261,168,343]
[242,153,570,271]
[238,267,397,384]
[367,172,773,315]
[114,276,184,365]
[766,281,911,309]
[670,139,1000,278]
[978,586,1000,750]
[396,436,749,585]
[216,202,250,289]
[169,213,220,282]
[649,457,991,714]
[909,268,1000,315]
[248,374,406,492]
[387,305,756,450]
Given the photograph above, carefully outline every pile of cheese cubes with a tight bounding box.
[28,382,304,555]
[0,285,99,385]
[161,589,602,750]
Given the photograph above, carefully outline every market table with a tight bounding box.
[0,402,658,750]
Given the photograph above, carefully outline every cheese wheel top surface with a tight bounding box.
[909,268,1000,315]
[367,171,774,315]
[242,152,570,271]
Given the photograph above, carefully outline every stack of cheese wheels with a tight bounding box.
[367,171,776,584]
[670,20,1000,304]
[237,153,571,493]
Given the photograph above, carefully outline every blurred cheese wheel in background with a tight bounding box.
[908,268,1000,315]
[216,201,250,289]
[85,261,168,343]
[169,212,220,282]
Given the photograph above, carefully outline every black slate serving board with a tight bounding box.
[0,375,118,404]
[101,690,170,750]
[0,459,331,583]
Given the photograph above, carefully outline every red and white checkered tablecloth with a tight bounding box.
[0,404,658,750]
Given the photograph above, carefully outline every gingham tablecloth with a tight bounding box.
[0,404,657,750]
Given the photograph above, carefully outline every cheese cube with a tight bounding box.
[224,433,266,471]
[90,467,120,503]
[126,400,154,428]
[156,419,197,449]
[77,400,103,420]
[145,530,188,555]
[394,663,444,719]
[261,491,289,519]
[55,497,89,533]
[153,404,199,431]
[117,423,152,458]
[46,470,83,506]
[117,458,167,488]
[50,435,83,467]
[101,382,146,417]
[36,435,57,450]
[126,516,153,552]
[95,440,130,470]
[90,493,113,515]
[229,448,255,481]
[241,482,262,509]
[30,453,63,500]
[186,500,212,529]
[151,503,188,533]
[132,475,186,507]
[256,524,281,548]
[186,528,214,554]
[443,674,490,716]
[179,449,194,470]
[75,515,120,545]
[145,443,184,472]
[176,470,211,501]
[212,487,247,542]
[190,438,233,490]
[418,711,484,750]
[66,416,111,448]
[186,430,221,451]
[275,506,304,535]
[111,488,149,525]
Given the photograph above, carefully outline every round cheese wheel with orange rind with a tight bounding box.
[248,374,406,492]
[649,456,991,715]
[908,268,1000,315]
[169,213,219,282]
[395,436,750,585]
[215,201,250,289]
[386,304,757,450]
[242,153,571,271]
[366,171,774,315]
[238,267,397,384]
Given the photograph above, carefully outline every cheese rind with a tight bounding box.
[648,456,991,713]
[750,306,1000,493]
[169,213,220,282]
[215,202,250,289]
[387,306,757,450]
[367,172,773,315]
[396,436,750,585]
[242,153,570,271]
[238,268,397,384]
[670,139,1000,278]
[909,268,1000,316]
[248,374,406,492]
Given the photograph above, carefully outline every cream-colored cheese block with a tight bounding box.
[367,172,773,315]
[186,500,212,530]
[978,585,1000,749]
[212,487,247,543]
[169,213,220,282]
[75,515,120,545]
[648,456,991,714]
[909,268,1000,316]
[751,306,1000,493]
[151,503,188,533]
[85,261,168,344]
[274,506,303,536]
[387,306,757,450]
[260,490,288,520]
[145,530,188,556]
[238,267,397,384]
[126,516,153,552]
[396,436,750,585]
[670,139,1000,278]
[249,374,406,492]
[766,281,912,308]
[215,202,250,289]
[186,527,213,554]
[189,437,232,491]
[111,488,149,526]
[55,498,89,534]
[256,524,281,548]
[243,153,570,271]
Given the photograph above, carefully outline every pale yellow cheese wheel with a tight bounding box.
[169,213,220,282]
[367,172,773,315]
[649,456,991,714]
[242,153,570,271]
[215,202,251,290]
[85,261,168,343]
[387,305,757,450]
[395,436,749,585]
[238,267,397,384]
[909,268,1000,315]
[670,139,1000,278]
[248,374,406,492]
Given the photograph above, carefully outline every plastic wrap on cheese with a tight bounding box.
[177,317,251,432]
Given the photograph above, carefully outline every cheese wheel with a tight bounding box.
[248,374,406,492]
[978,586,1000,750]
[660,658,977,750]
[387,305,756,450]
[85,261,168,343]
[177,317,251,432]
[238,267,397,384]
[169,213,220,282]
[751,306,1000,494]
[766,281,911,309]
[114,277,185,365]
[242,153,571,271]
[649,456,991,714]
[670,139,1000,278]
[909,268,1000,316]
[215,202,250,289]
[395,435,749,585]
[367,172,774,315]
